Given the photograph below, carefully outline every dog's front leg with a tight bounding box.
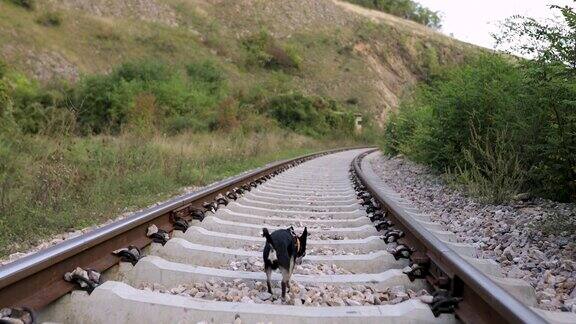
[287,258,295,292]
[265,267,273,294]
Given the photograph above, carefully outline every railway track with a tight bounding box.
[0,148,573,323]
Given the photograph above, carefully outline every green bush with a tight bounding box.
[1,73,68,134]
[385,53,576,202]
[36,12,63,27]
[455,128,525,203]
[242,30,302,71]
[71,60,227,134]
[186,61,226,94]
[260,93,354,138]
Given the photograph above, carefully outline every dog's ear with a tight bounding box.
[299,227,308,255]
[300,227,308,243]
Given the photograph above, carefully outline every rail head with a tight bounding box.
[352,150,546,324]
[0,146,371,311]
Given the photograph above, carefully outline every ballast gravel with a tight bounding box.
[224,257,354,275]
[241,244,367,256]
[139,279,431,307]
[370,154,576,313]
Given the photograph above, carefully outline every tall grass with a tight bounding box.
[453,127,524,203]
[0,130,354,257]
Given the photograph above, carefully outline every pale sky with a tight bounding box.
[417,0,575,49]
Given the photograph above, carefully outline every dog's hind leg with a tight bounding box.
[266,267,273,294]
[281,268,290,298]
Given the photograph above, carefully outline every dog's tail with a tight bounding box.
[262,228,274,246]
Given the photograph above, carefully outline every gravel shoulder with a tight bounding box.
[370,153,576,313]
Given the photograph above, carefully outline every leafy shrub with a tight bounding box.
[123,93,158,136]
[40,107,76,136]
[455,128,525,203]
[215,97,239,132]
[260,93,354,138]
[242,30,302,71]
[186,61,226,94]
[71,60,227,134]
[4,73,66,134]
[386,53,576,202]
[9,0,35,10]
[36,12,63,27]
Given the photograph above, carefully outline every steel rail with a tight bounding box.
[352,150,546,324]
[0,147,365,311]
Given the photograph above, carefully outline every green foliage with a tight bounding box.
[496,4,576,201]
[242,29,302,71]
[386,53,576,202]
[346,0,442,29]
[72,60,226,134]
[9,0,35,10]
[0,72,69,134]
[260,93,355,138]
[455,128,525,204]
[123,93,158,136]
[419,44,441,81]
[1,57,362,141]
[36,11,63,27]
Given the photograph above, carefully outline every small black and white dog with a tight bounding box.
[262,226,308,298]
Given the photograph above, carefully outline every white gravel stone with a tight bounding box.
[257,292,272,301]
[241,244,364,256]
[138,279,428,307]
[222,259,353,275]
